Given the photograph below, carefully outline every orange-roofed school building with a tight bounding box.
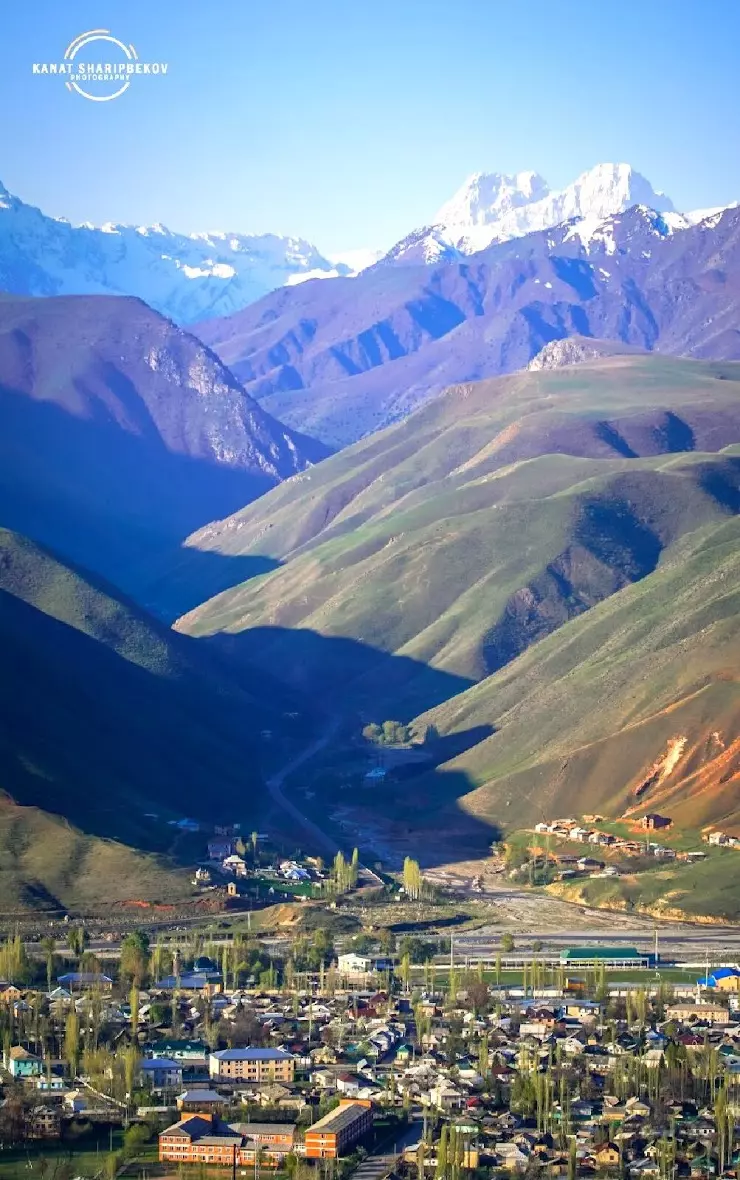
[305,1099,373,1159]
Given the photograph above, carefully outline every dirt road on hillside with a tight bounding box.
[265,720,342,858]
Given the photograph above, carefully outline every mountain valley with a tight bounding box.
[1,162,740,919]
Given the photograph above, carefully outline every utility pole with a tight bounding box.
[654,927,659,967]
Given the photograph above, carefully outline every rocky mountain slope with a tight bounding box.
[0,526,299,911]
[0,293,329,615]
[412,512,740,843]
[0,180,347,324]
[195,204,740,447]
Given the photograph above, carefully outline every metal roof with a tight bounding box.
[213,1047,292,1061]
[560,947,646,961]
[308,1104,371,1134]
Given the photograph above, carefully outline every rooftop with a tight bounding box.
[212,1047,292,1062]
[308,1103,371,1134]
[560,947,646,962]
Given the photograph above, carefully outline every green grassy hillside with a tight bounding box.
[412,513,740,834]
[0,528,300,912]
[178,355,740,717]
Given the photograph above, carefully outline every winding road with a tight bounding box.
[265,720,342,858]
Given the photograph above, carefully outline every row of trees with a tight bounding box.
[402,856,425,900]
[332,848,359,893]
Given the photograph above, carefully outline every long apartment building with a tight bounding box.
[209,1046,294,1083]
[305,1099,373,1159]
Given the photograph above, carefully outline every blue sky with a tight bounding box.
[1,0,739,253]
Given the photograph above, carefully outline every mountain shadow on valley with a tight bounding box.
[136,550,283,620]
[209,625,476,719]
[197,626,501,868]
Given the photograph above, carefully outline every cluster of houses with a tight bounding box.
[143,959,740,1172]
[532,816,708,870]
[6,946,740,1172]
[203,841,319,888]
[705,832,740,849]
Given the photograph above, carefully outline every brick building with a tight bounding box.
[305,1099,373,1159]
[159,1113,296,1168]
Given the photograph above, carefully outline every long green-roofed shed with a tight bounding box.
[560,946,651,967]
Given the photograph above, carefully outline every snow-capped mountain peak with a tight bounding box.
[0,180,347,324]
[435,169,550,230]
[429,161,675,255]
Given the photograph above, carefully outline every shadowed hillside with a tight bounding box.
[0,527,311,911]
[0,294,329,618]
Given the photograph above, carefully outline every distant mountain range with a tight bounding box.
[0,293,329,615]
[0,179,352,324]
[384,162,726,264]
[0,164,734,329]
[195,201,740,446]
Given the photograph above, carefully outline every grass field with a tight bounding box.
[0,1127,149,1178]
[551,849,740,923]
[404,965,706,992]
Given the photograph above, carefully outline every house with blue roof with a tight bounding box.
[154,971,222,996]
[57,972,113,991]
[140,1057,184,1090]
[698,967,740,992]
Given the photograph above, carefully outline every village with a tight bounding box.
[3,906,740,1179]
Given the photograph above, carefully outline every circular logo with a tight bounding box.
[64,29,138,102]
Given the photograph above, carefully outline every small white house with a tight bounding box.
[337,952,372,976]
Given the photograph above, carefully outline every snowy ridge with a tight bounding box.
[381,163,740,267]
[430,163,674,253]
[0,182,350,324]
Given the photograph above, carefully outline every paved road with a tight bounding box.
[350,1118,423,1180]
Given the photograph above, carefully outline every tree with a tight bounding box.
[333,851,356,894]
[403,857,423,901]
[436,1125,448,1179]
[501,933,515,954]
[308,928,334,970]
[64,1008,80,1078]
[66,926,88,961]
[465,977,490,1016]
[40,936,56,992]
[130,984,140,1039]
[362,723,383,744]
[123,1122,151,1156]
[417,1139,427,1180]
[120,931,150,987]
[381,720,410,745]
[567,1138,577,1180]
